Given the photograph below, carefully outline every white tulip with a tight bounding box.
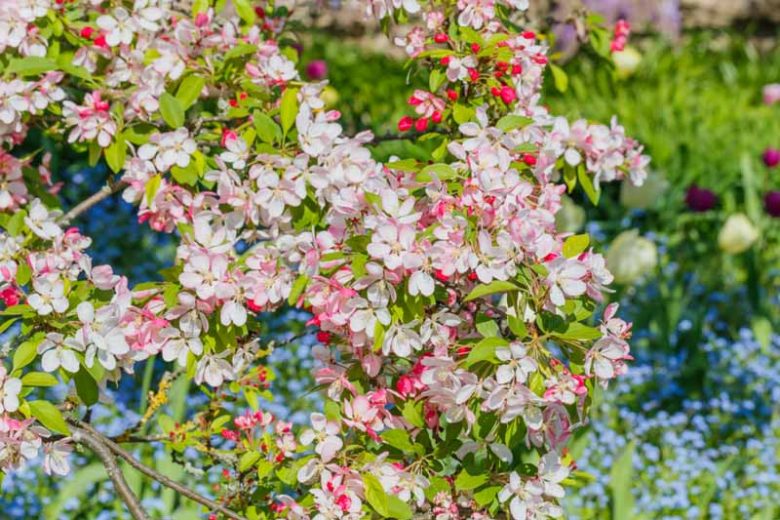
[606,230,658,284]
[718,213,759,254]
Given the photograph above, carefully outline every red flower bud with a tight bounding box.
[398,116,414,132]
[468,68,479,82]
[446,89,459,101]
[523,153,537,166]
[80,27,94,39]
[440,56,451,66]
[511,64,523,75]
[316,330,332,344]
[415,117,429,132]
[471,43,480,53]
[434,33,449,43]
[431,111,442,124]
[500,86,516,104]
[522,31,536,40]
[408,95,422,106]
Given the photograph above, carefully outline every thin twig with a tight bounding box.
[71,426,151,520]
[61,183,121,224]
[73,421,247,520]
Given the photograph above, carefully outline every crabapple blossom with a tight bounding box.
[0,1,646,517]
[0,367,21,413]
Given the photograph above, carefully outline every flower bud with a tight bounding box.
[763,148,780,168]
[685,185,717,212]
[305,60,328,80]
[397,116,414,132]
[718,213,758,254]
[765,191,780,218]
[605,230,658,284]
[620,172,668,210]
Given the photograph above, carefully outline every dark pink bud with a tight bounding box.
[763,148,780,168]
[305,60,328,80]
[685,185,718,212]
[765,191,780,217]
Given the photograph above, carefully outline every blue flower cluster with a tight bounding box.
[568,328,780,518]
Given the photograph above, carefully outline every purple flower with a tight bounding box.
[763,148,780,168]
[685,185,717,212]
[765,191,780,218]
[305,60,328,81]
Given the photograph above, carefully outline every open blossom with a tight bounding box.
[496,342,537,385]
[544,257,587,307]
[43,438,72,476]
[37,332,81,373]
[300,413,343,463]
[62,91,116,148]
[0,367,22,413]
[27,276,69,316]
[97,8,136,47]
[139,128,197,172]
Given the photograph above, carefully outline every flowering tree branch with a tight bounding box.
[73,421,247,520]
[70,426,151,520]
[60,182,122,224]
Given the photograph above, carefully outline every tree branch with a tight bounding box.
[71,426,151,520]
[72,421,248,520]
[60,183,122,224]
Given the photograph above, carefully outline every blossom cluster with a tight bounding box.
[0,0,648,518]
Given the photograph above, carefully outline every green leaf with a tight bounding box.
[400,400,424,428]
[549,63,569,93]
[474,485,502,507]
[15,262,31,286]
[287,274,309,306]
[170,163,199,186]
[13,338,39,373]
[610,440,636,519]
[363,473,390,516]
[496,115,534,132]
[254,111,282,144]
[381,429,415,453]
[21,372,59,387]
[562,234,590,258]
[452,103,474,124]
[429,69,445,92]
[159,92,185,128]
[6,57,57,76]
[418,163,457,182]
[4,210,26,236]
[464,280,520,302]
[464,337,508,367]
[123,123,157,145]
[105,136,127,173]
[145,174,162,206]
[577,166,600,205]
[0,318,18,335]
[280,88,299,135]
[455,468,489,491]
[238,451,261,472]
[175,75,206,110]
[555,322,602,341]
[233,0,257,24]
[387,496,413,520]
[74,369,99,405]
[28,400,70,434]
